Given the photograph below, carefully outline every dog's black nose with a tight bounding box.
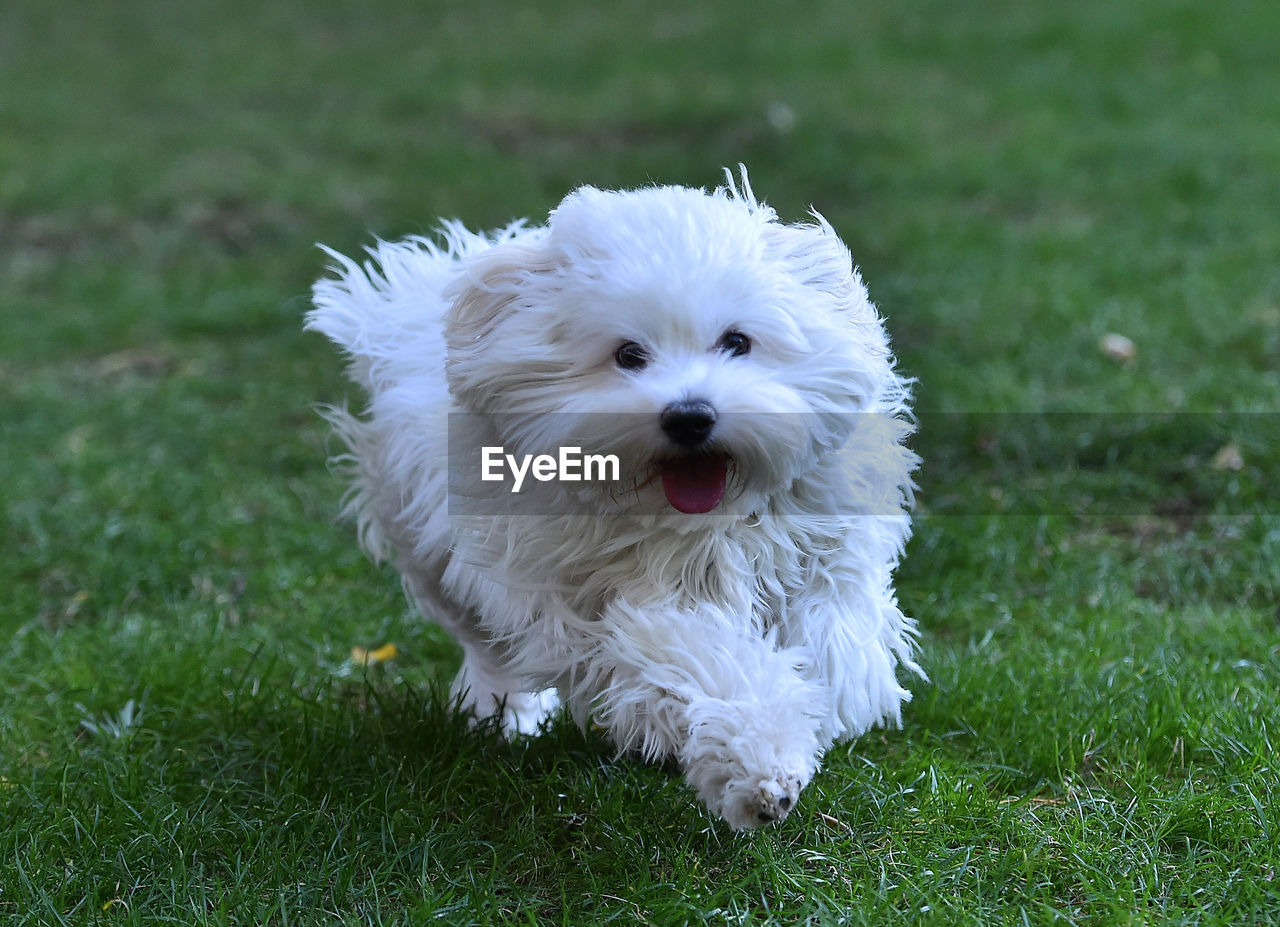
[660,400,717,447]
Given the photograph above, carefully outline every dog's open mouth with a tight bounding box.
[659,454,728,514]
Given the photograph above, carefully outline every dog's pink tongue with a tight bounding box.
[660,456,728,514]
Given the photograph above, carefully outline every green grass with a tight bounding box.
[2,0,1278,922]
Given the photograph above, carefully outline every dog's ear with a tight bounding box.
[443,237,559,409]
[764,214,876,324]
[765,214,903,414]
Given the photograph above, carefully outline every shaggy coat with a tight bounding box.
[307,172,920,829]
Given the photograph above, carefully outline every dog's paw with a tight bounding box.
[719,770,807,830]
[676,689,822,830]
[498,687,561,737]
[453,671,560,738]
[682,742,815,830]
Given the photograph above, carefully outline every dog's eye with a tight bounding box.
[614,341,650,371]
[718,330,751,357]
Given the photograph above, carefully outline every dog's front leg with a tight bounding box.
[582,599,824,830]
[777,534,923,748]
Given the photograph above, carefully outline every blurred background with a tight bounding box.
[5,0,1277,409]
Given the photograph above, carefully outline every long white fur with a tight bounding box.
[307,170,921,829]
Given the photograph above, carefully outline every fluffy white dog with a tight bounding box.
[307,170,921,829]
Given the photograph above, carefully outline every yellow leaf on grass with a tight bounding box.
[351,642,398,665]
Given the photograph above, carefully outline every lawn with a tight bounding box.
[2,0,1278,923]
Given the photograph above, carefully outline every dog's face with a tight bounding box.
[444,183,897,516]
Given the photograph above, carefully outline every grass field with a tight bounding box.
[2,0,1278,923]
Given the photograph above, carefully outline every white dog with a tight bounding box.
[307,170,921,829]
